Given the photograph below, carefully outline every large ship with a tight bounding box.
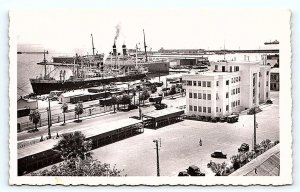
[30,34,150,95]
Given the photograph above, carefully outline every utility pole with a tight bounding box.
[143,29,148,62]
[253,107,257,151]
[153,139,161,176]
[48,97,52,138]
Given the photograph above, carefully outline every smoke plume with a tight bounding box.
[114,24,121,44]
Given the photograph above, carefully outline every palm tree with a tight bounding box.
[140,89,150,105]
[29,109,40,131]
[61,103,68,125]
[53,131,92,160]
[74,102,84,122]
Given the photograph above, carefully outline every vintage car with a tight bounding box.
[226,114,239,123]
[154,103,168,110]
[211,150,227,159]
[186,165,205,176]
[178,171,189,176]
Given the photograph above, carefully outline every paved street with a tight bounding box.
[91,91,279,176]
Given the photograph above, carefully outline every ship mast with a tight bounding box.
[43,50,47,79]
[143,29,148,62]
[91,34,95,56]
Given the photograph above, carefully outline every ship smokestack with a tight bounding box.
[122,44,127,56]
[113,43,117,56]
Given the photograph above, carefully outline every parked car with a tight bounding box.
[266,99,273,104]
[129,116,140,120]
[154,103,168,110]
[178,171,189,176]
[186,165,205,176]
[238,143,250,153]
[211,150,227,159]
[226,114,239,123]
[219,116,227,122]
[128,104,138,110]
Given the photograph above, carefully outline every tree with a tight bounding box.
[29,109,40,131]
[121,94,131,109]
[170,85,176,95]
[111,96,119,112]
[74,102,84,122]
[61,103,68,125]
[139,89,150,105]
[53,131,92,160]
[30,158,124,176]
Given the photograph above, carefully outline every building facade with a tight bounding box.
[183,61,271,117]
[270,68,280,91]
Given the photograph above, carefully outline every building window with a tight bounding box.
[198,106,202,112]
[194,93,197,98]
[226,105,229,111]
[230,66,232,72]
[215,65,218,71]
[187,81,192,86]
[194,106,197,112]
[233,89,236,95]
[222,66,225,72]
[198,81,201,86]
[259,72,261,77]
[189,105,193,111]
[226,92,229,98]
[231,78,233,83]
[208,94,211,100]
[203,107,207,113]
[226,80,229,85]
[266,92,269,98]
[207,81,211,87]
[267,71,269,75]
[239,76,241,81]
[216,81,219,86]
[203,93,206,100]
[193,81,197,86]
[203,81,206,87]
[216,107,218,113]
[238,88,240,93]
[198,93,202,99]
[266,81,269,86]
[235,66,239,71]
[216,93,219,100]
[238,100,240,105]
[208,107,211,113]
[189,92,192,98]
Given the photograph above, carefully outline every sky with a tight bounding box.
[13,9,285,55]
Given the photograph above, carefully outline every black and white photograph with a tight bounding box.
[9,9,292,185]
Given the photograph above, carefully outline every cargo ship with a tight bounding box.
[30,31,170,95]
[30,33,151,95]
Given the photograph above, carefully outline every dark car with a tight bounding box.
[178,171,189,176]
[219,116,227,122]
[266,99,273,104]
[128,104,138,110]
[211,150,227,159]
[226,114,239,123]
[186,165,205,176]
[238,143,250,153]
[154,103,168,110]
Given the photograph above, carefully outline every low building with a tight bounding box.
[17,97,38,110]
[182,61,270,117]
[270,68,280,91]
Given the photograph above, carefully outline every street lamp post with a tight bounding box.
[153,139,161,176]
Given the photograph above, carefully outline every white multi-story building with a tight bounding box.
[182,61,271,117]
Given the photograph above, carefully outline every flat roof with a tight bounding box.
[82,118,142,139]
[182,71,239,79]
[144,107,184,119]
[18,139,59,159]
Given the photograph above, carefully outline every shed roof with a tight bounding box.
[18,139,59,159]
[82,118,142,139]
[143,107,184,120]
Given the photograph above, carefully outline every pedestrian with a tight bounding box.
[199,138,202,146]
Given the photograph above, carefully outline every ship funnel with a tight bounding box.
[122,44,127,56]
[113,43,117,56]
